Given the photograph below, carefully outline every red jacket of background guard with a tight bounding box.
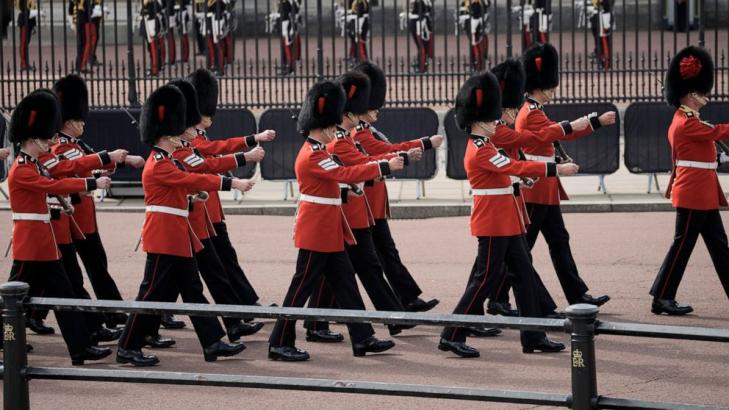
[294,138,388,253]
[141,148,232,258]
[9,153,97,261]
[515,100,595,205]
[665,106,729,210]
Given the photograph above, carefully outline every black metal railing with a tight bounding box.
[0,0,727,110]
[2,281,729,409]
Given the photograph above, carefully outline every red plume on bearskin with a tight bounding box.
[140,85,187,145]
[454,71,502,131]
[52,74,89,122]
[9,89,62,143]
[297,81,346,136]
[492,59,527,109]
[168,79,202,129]
[187,68,219,118]
[354,61,387,110]
[664,46,714,107]
[522,43,559,93]
[336,71,371,116]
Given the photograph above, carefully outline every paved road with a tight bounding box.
[1,211,728,409]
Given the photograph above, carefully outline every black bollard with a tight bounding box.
[1,281,30,410]
[565,303,599,410]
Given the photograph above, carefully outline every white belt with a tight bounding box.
[299,194,342,206]
[676,160,718,170]
[145,205,189,217]
[524,154,556,162]
[12,212,51,222]
[472,186,515,196]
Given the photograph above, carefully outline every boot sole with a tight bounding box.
[522,346,566,354]
[651,307,693,316]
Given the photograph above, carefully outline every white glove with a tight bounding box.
[719,152,729,164]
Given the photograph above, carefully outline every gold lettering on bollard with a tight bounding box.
[4,323,15,341]
[572,348,586,368]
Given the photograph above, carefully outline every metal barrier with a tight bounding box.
[443,107,467,181]
[258,108,300,183]
[1,1,728,109]
[623,102,675,175]
[2,281,729,410]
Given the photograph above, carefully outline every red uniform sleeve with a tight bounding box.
[172,148,242,174]
[477,145,555,178]
[355,129,424,156]
[308,150,385,184]
[152,159,228,193]
[330,138,397,166]
[192,135,255,156]
[528,110,594,140]
[684,118,729,142]
[39,152,109,178]
[492,124,566,149]
[13,165,94,195]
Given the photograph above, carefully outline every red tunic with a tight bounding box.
[141,148,231,258]
[171,146,245,240]
[515,100,595,205]
[666,107,729,210]
[38,150,112,245]
[8,152,96,261]
[191,130,256,224]
[465,136,556,237]
[351,123,426,220]
[51,135,120,235]
[327,129,398,229]
[294,138,387,253]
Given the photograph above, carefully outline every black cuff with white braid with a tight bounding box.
[85,178,97,191]
[398,152,410,166]
[221,177,233,191]
[559,121,573,135]
[421,136,433,150]
[546,162,558,177]
[378,161,391,176]
[234,152,247,167]
[588,113,602,130]
[245,135,258,147]
[98,150,111,165]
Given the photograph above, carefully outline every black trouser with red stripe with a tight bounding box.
[75,16,96,72]
[3,260,92,356]
[211,221,259,305]
[74,232,125,303]
[18,21,34,70]
[119,253,225,351]
[269,249,375,347]
[304,228,404,331]
[371,218,423,307]
[650,208,729,300]
[441,236,545,345]
[31,243,107,332]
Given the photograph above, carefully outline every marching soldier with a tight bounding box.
[458,0,490,72]
[70,0,93,73]
[346,0,369,64]
[486,58,592,317]
[650,46,729,315]
[438,71,571,358]
[2,89,113,365]
[187,68,277,310]
[17,0,39,72]
[268,80,401,361]
[51,74,146,329]
[515,43,613,307]
[353,61,442,313]
[304,71,423,339]
[407,0,434,73]
[140,0,163,76]
[116,84,252,366]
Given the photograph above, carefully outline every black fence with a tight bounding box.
[2,281,729,409]
[1,0,728,110]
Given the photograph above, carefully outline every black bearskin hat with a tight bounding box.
[354,61,386,110]
[454,71,502,131]
[187,69,218,117]
[336,71,371,115]
[664,46,714,107]
[52,74,89,122]
[140,85,187,145]
[522,43,560,93]
[168,79,202,128]
[297,81,346,136]
[9,89,62,143]
[492,59,526,109]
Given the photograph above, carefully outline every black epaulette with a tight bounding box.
[496,119,506,126]
[684,111,695,118]
[529,103,541,111]
[335,130,346,140]
[17,156,26,164]
[473,138,486,148]
[355,123,370,131]
[58,137,69,144]
[310,143,324,151]
[154,153,165,161]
